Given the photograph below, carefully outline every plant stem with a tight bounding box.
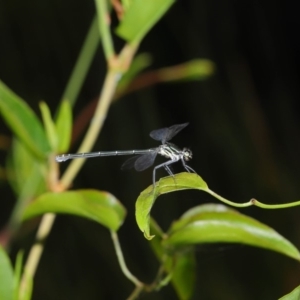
[20,1,121,292]
[19,213,55,297]
[110,230,143,287]
[94,0,115,60]
[60,69,120,188]
[61,17,100,106]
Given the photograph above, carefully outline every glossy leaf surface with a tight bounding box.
[136,173,208,239]
[23,190,126,231]
[165,204,300,261]
[0,81,50,159]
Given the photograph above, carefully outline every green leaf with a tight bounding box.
[115,0,175,43]
[149,220,196,299]
[158,59,215,82]
[39,101,58,151]
[165,204,300,261]
[13,251,23,300]
[121,0,133,11]
[0,81,50,159]
[23,190,126,231]
[135,173,208,239]
[279,285,300,300]
[116,53,153,97]
[55,100,72,153]
[6,139,46,197]
[170,251,196,300]
[0,246,14,300]
[148,218,166,262]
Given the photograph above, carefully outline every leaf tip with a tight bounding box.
[143,231,155,240]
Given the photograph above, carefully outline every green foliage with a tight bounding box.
[6,139,46,197]
[0,246,14,300]
[148,200,300,299]
[149,220,196,300]
[13,252,23,300]
[116,53,153,96]
[39,102,59,152]
[23,190,126,231]
[116,0,175,43]
[55,101,72,153]
[39,101,72,153]
[0,1,299,299]
[13,251,33,300]
[0,81,50,160]
[158,59,215,82]
[165,203,300,261]
[136,173,209,239]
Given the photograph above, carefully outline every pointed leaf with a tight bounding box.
[165,204,300,261]
[135,173,208,239]
[13,251,23,300]
[55,100,72,152]
[279,285,300,300]
[39,101,58,151]
[116,0,175,43]
[0,246,14,300]
[6,139,46,197]
[158,59,215,82]
[23,190,126,231]
[0,81,50,159]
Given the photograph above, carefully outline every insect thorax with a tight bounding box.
[158,143,182,160]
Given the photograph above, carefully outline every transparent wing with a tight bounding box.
[150,123,189,144]
[121,152,157,172]
[149,127,169,143]
[121,155,140,170]
[134,152,157,171]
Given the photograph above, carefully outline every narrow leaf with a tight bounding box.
[23,190,126,231]
[39,101,58,151]
[158,59,215,82]
[165,204,300,261]
[13,251,23,300]
[116,0,175,43]
[0,81,50,159]
[55,100,72,153]
[0,246,14,300]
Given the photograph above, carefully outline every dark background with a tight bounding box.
[1,0,300,299]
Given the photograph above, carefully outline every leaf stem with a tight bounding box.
[207,189,300,209]
[110,230,143,288]
[94,0,115,60]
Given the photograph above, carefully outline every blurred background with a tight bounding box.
[1,0,300,299]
